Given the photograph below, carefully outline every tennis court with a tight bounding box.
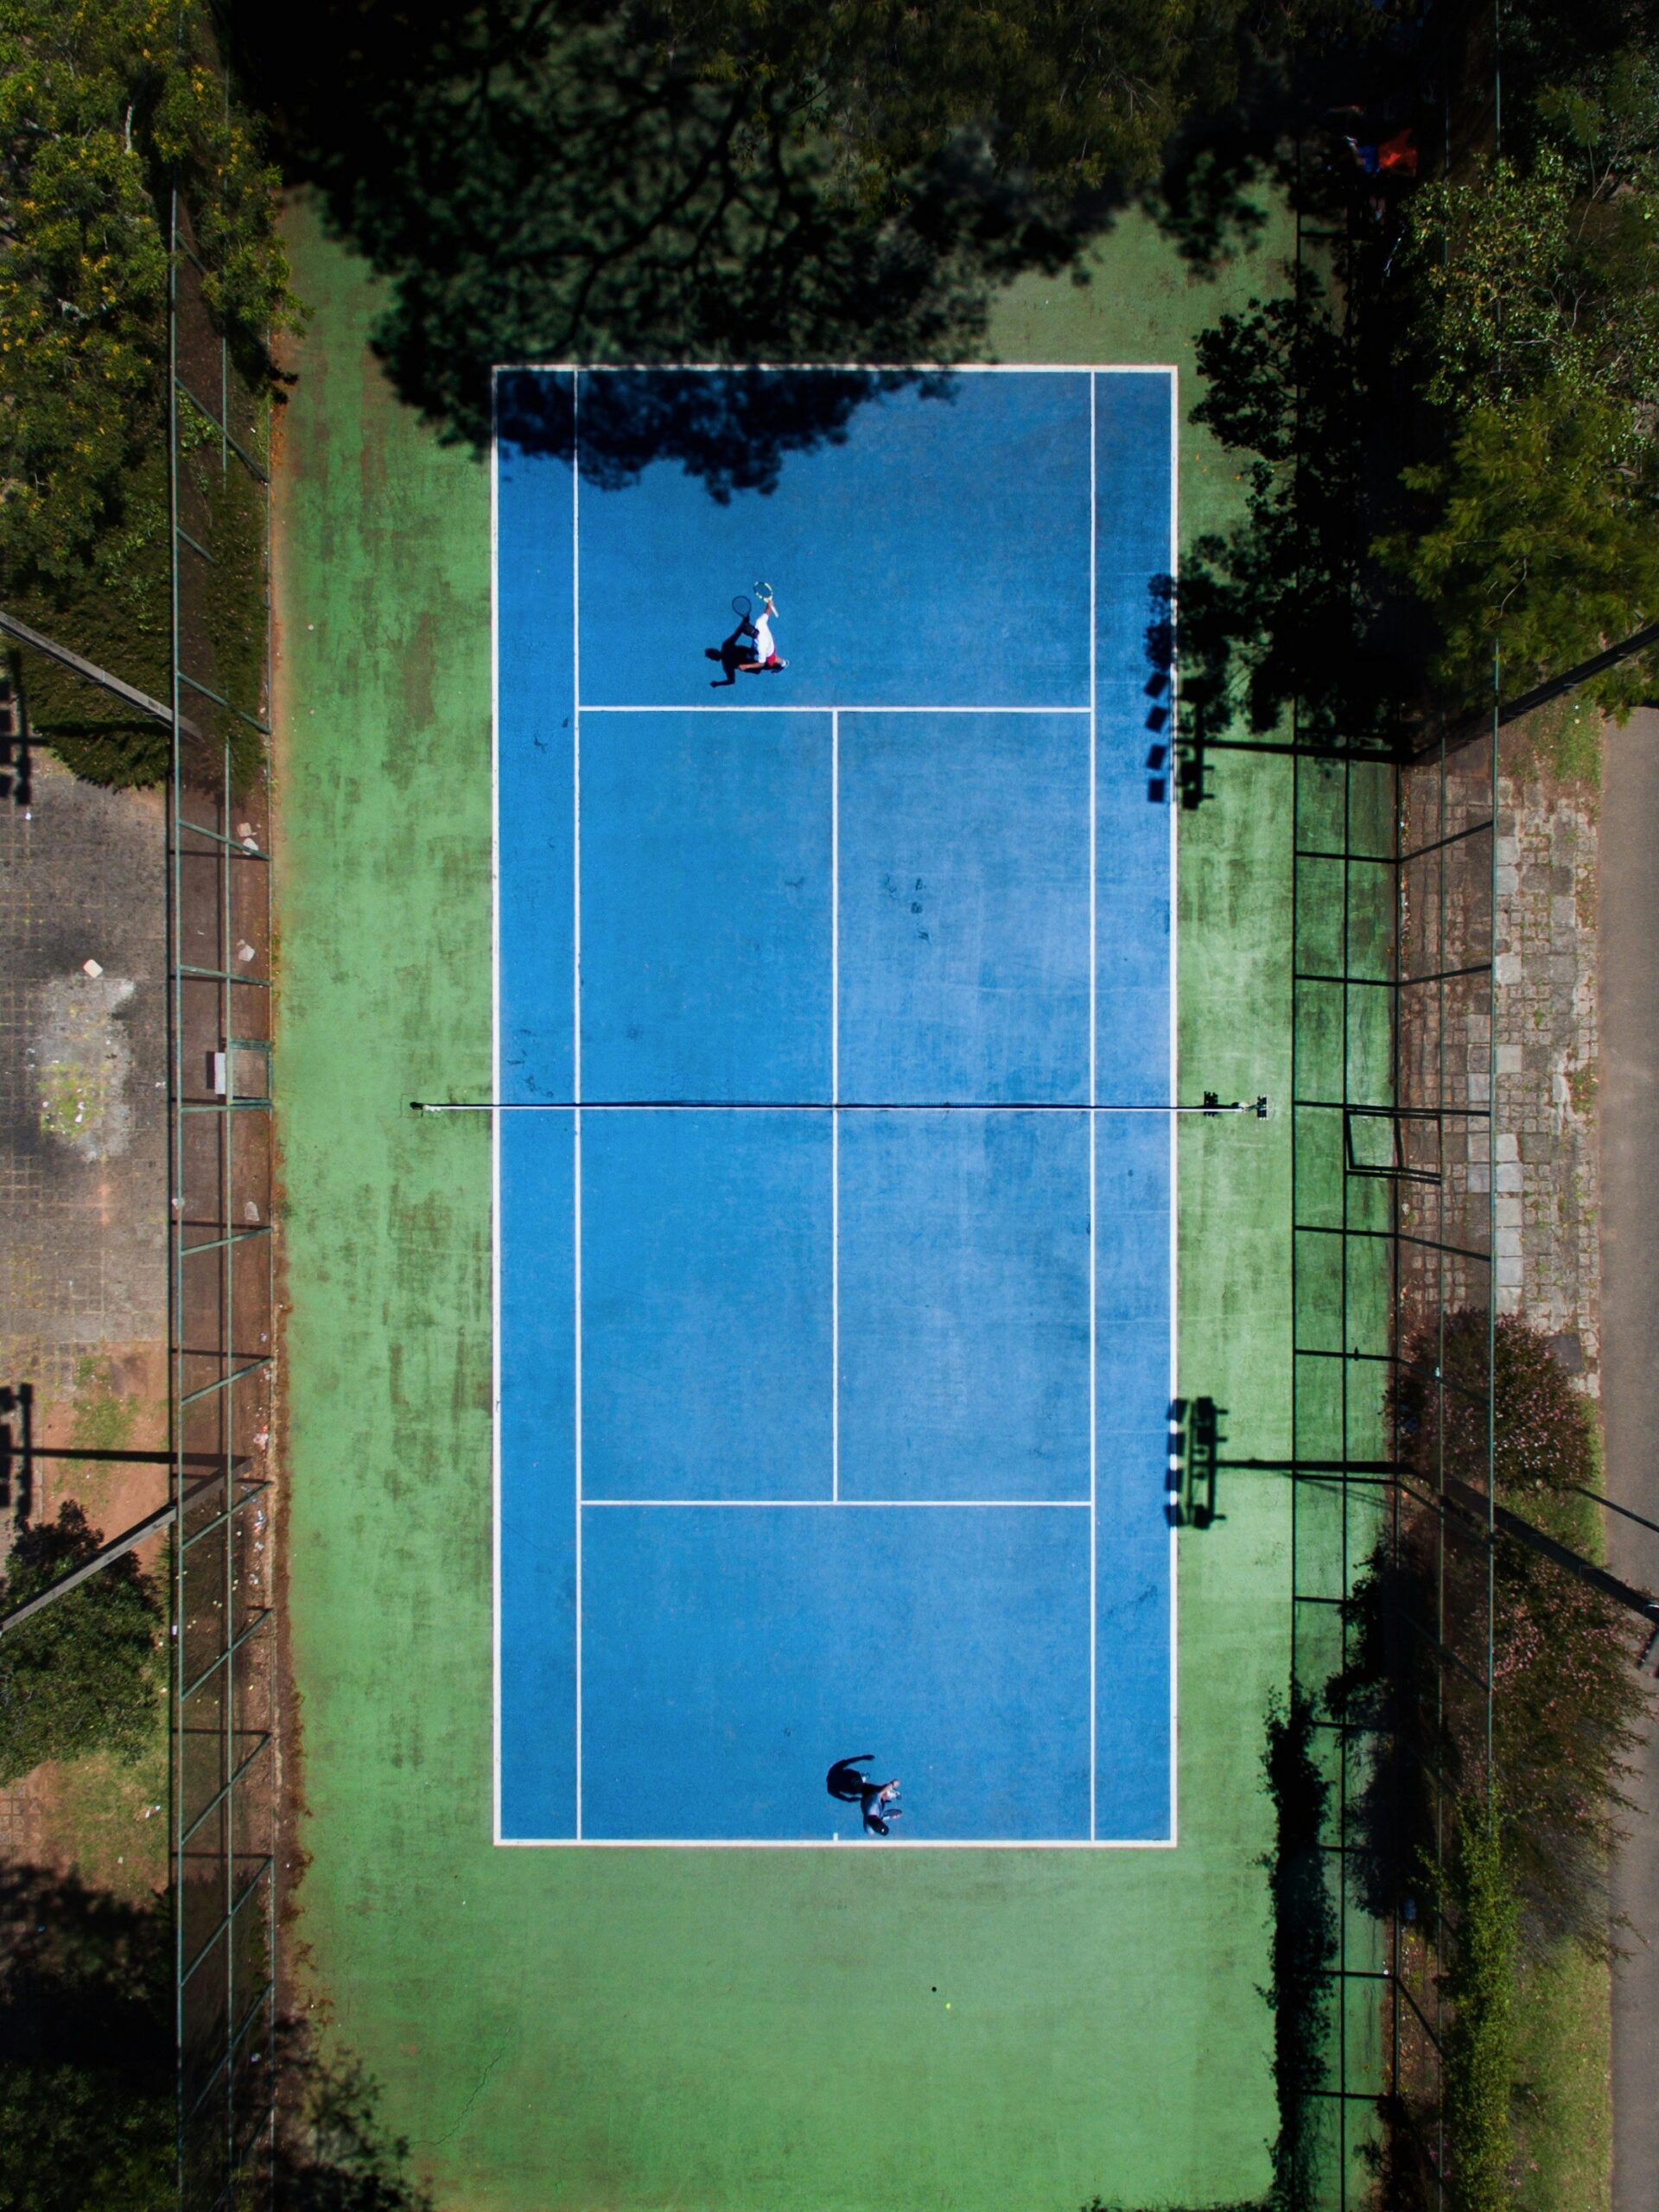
[492,365,1176,1846]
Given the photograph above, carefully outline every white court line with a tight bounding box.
[830,708,840,1506]
[572,375,584,1841]
[1089,372,1098,1842]
[579,1497,1090,1509]
[492,362,1182,1850]
[499,1836,1179,1851]
[489,375,504,1846]
[508,360,1179,376]
[1166,364,1181,1847]
[580,704,1091,715]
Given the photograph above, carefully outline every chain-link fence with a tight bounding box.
[168,184,278,2212]
[1285,696,1497,2209]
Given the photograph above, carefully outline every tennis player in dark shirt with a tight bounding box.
[826,1755,903,1836]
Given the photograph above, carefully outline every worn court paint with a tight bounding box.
[838,709,1092,1103]
[276,194,1301,2209]
[571,368,1093,709]
[575,709,834,1102]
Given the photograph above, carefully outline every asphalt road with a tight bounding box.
[1599,705,1659,2212]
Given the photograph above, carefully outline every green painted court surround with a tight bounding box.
[276,201,1300,2209]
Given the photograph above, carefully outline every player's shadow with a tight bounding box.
[495,365,950,505]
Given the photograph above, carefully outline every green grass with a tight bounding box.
[67,1358,137,1459]
[273,191,1332,2211]
[41,1734,169,1903]
[1459,1355,1613,2206]
[1503,1414,1612,2212]
[37,1061,114,1146]
[1505,695,1605,791]
[1511,1940,1612,2212]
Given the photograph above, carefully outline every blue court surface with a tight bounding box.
[493,366,1176,1846]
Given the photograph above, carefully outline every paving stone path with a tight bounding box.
[1493,768,1600,1386]
[0,753,168,1859]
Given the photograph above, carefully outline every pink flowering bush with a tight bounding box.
[1357,1313,1650,1953]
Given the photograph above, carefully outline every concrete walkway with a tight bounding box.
[1599,706,1659,2212]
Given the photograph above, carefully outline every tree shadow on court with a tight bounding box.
[0,1866,431,2211]
[496,364,954,503]
[1147,49,1294,281]
[1322,1541,1447,1931]
[1153,130,1275,274]
[1081,2198,1264,2211]
[1076,1694,1338,2212]
[221,0,1266,480]
[270,2018,435,2212]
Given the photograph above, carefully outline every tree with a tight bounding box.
[0,0,294,599]
[0,2069,173,2212]
[639,0,1251,213]
[0,1502,163,1783]
[228,0,1271,455]
[1382,378,1659,717]
[0,1867,173,2212]
[1382,1312,1650,1953]
[1382,44,1659,709]
[1177,283,1409,749]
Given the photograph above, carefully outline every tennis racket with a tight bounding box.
[731,594,752,620]
[753,580,776,607]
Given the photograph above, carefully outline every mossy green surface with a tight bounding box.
[275,196,1315,2209]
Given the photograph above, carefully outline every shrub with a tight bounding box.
[1324,1539,1446,1925]
[0,1866,172,2212]
[0,1503,164,1783]
[0,0,292,601]
[1263,1691,1336,2212]
[1077,1695,1337,2212]
[1391,1312,1649,1951]
[1441,1808,1518,2212]
[0,2067,172,2212]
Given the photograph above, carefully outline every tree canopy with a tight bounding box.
[1382,44,1659,709]
[228,0,1287,451]
[1164,5,1659,741]
[0,1502,163,1783]
[0,0,292,597]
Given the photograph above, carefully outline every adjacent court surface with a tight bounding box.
[493,365,1176,1845]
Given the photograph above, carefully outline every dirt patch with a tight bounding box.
[0,753,166,1399]
[21,1340,169,1537]
[29,969,139,1160]
[29,1719,169,1905]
